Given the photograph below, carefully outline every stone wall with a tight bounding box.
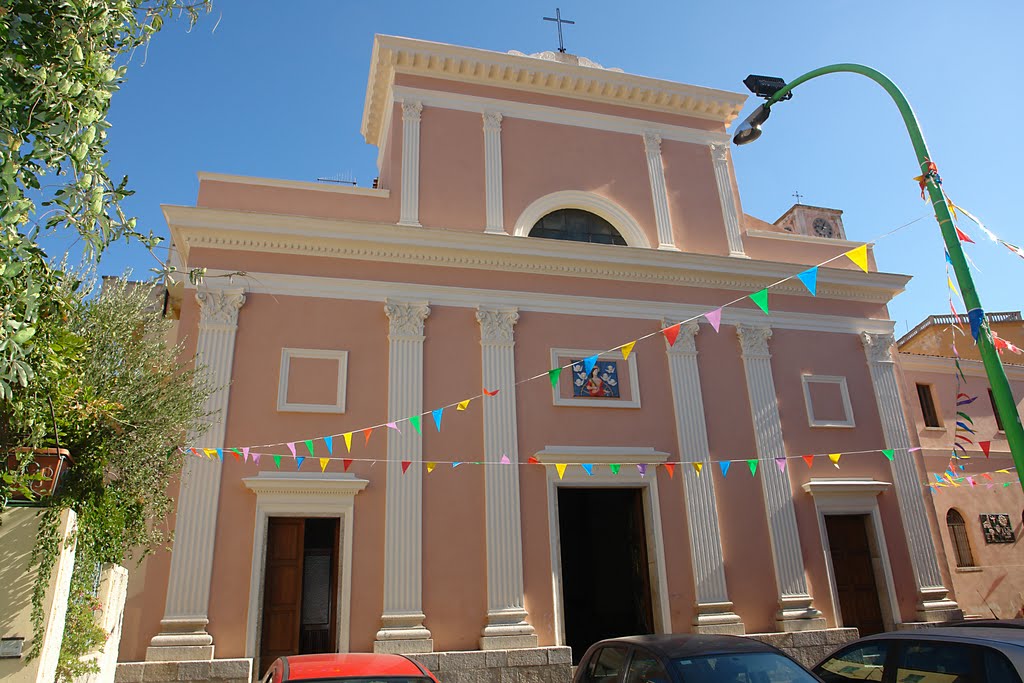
[114,659,251,683]
[410,646,572,683]
[748,628,860,668]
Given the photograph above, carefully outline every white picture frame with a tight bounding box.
[277,348,348,413]
[549,347,641,408]
[801,374,855,428]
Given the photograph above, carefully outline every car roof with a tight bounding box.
[859,627,1024,647]
[590,634,784,659]
[283,653,426,680]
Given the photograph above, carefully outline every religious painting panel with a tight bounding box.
[980,513,1015,544]
[550,348,640,408]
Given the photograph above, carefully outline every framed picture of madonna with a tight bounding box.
[549,348,641,408]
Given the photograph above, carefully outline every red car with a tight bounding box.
[259,653,440,683]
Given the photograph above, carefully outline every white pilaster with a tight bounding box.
[475,306,538,650]
[861,332,961,622]
[666,321,744,634]
[483,112,506,234]
[643,132,677,251]
[710,143,747,258]
[399,100,423,227]
[148,286,245,661]
[736,324,825,631]
[375,300,433,653]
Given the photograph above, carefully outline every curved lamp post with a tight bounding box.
[733,64,1024,488]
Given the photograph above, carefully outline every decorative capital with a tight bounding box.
[862,332,896,364]
[709,142,729,163]
[736,323,772,358]
[663,319,701,355]
[482,111,503,132]
[401,100,423,123]
[476,306,519,344]
[643,131,662,155]
[195,287,245,328]
[385,300,430,340]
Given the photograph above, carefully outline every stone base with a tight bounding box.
[115,658,251,683]
[748,628,860,668]
[777,616,828,632]
[694,602,745,635]
[410,646,572,683]
[480,634,540,650]
[694,621,747,635]
[145,645,215,662]
[373,638,434,654]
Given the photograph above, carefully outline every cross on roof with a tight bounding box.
[792,190,804,205]
[543,8,575,53]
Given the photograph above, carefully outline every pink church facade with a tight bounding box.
[118,36,964,679]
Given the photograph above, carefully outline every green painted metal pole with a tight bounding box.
[757,64,1024,488]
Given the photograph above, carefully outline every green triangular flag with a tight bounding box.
[749,288,769,315]
[609,463,621,475]
[882,449,894,461]
[273,455,282,469]
[409,415,422,434]
[747,459,758,476]
[548,367,561,389]
[304,439,315,456]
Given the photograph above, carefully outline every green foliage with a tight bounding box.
[13,278,214,681]
[0,0,211,399]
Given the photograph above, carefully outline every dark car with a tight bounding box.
[812,626,1024,682]
[572,634,822,683]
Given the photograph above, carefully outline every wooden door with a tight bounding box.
[260,518,305,676]
[825,515,885,636]
[626,490,654,635]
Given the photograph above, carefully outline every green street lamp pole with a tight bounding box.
[734,64,1024,488]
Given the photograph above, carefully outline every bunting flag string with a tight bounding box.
[186,214,934,467]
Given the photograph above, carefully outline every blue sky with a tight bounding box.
[81,0,1020,336]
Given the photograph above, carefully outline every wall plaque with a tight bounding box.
[980,513,1015,544]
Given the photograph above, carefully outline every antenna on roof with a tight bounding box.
[317,171,357,186]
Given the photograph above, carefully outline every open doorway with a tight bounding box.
[824,515,885,636]
[259,517,339,676]
[557,487,654,663]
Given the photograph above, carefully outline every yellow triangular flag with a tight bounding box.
[343,432,353,452]
[426,462,436,473]
[828,452,841,467]
[948,276,962,300]
[845,244,869,273]
[203,448,217,459]
[457,399,471,411]
[319,458,329,472]
[555,463,567,480]
[692,462,703,476]
[621,340,636,360]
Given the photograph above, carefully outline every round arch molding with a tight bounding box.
[512,191,652,249]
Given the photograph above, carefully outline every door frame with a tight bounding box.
[802,477,899,631]
[540,446,672,646]
[243,473,368,671]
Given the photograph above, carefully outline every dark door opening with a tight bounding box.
[259,517,340,676]
[824,514,885,636]
[558,487,654,664]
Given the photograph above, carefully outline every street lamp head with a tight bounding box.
[732,105,771,146]
[743,74,791,100]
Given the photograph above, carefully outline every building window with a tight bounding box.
[529,209,627,246]
[916,383,940,428]
[988,389,1005,432]
[946,508,975,568]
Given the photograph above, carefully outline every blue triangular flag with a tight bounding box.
[581,463,594,476]
[796,267,818,296]
[296,456,305,470]
[945,250,952,265]
[324,436,333,455]
[216,448,224,462]
[934,473,944,482]
[432,408,444,431]
[452,461,463,468]
[582,355,599,375]
[719,461,731,477]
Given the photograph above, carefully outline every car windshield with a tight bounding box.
[672,652,819,683]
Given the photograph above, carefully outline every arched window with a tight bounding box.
[528,209,627,246]
[946,509,975,568]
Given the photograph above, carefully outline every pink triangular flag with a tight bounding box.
[500,454,511,464]
[386,422,400,433]
[252,452,262,466]
[775,457,786,472]
[287,442,296,459]
[705,307,722,333]
[242,447,250,463]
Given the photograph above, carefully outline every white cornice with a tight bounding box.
[897,352,1024,379]
[745,229,865,250]
[165,205,910,305]
[197,172,390,198]
[801,478,892,497]
[185,268,898,337]
[242,473,369,498]
[361,34,747,147]
[535,446,670,465]
[390,85,731,147]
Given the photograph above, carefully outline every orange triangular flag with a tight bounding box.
[483,388,500,396]
[663,462,675,478]
[802,454,815,468]
[692,462,703,476]
[363,428,373,445]
[621,340,636,360]
[319,458,329,472]
[845,244,869,273]
[662,323,682,347]
[528,456,540,464]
